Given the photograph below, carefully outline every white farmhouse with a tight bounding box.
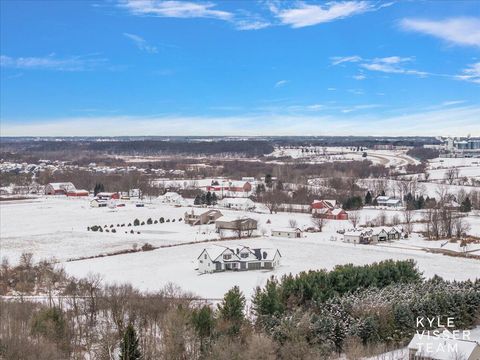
[219,197,255,211]
[376,196,402,208]
[197,245,281,273]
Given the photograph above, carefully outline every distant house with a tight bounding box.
[45,182,76,195]
[311,199,337,211]
[344,229,376,244]
[206,180,252,198]
[66,189,89,197]
[96,192,120,200]
[90,199,107,208]
[344,226,402,244]
[376,196,402,208]
[215,216,258,233]
[271,227,303,238]
[197,245,281,273]
[408,329,480,360]
[311,200,348,220]
[184,209,223,226]
[158,192,187,206]
[220,197,255,211]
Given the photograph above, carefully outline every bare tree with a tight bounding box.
[403,208,414,234]
[311,216,328,232]
[453,216,471,239]
[376,211,388,226]
[349,211,361,228]
[288,218,298,228]
[444,167,459,185]
[261,190,285,214]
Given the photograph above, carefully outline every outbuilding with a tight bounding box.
[271,227,303,238]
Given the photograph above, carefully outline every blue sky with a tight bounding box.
[1,0,479,136]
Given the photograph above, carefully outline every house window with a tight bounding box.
[204,254,207,259]
[240,253,248,258]
[223,254,231,260]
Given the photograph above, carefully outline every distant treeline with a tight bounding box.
[1,140,275,157]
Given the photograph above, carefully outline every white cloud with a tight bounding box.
[270,1,389,28]
[456,62,480,84]
[3,106,479,136]
[441,100,466,107]
[360,56,420,74]
[400,17,480,47]
[235,19,270,30]
[0,54,107,71]
[341,104,381,113]
[331,55,362,65]
[331,55,429,77]
[123,33,158,53]
[274,80,288,88]
[118,0,232,20]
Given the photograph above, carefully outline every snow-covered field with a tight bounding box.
[271,146,419,168]
[2,197,479,300]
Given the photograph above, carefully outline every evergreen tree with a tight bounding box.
[94,183,105,196]
[343,196,363,210]
[194,195,202,205]
[200,193,207,205]
[276,180,284,190]
[217,286,245,335]
[416,195,425,210]
[256,183,266,195]
[461,197,472,212]
[211,192,218,205]
[191,305,215,352]
[365,191,372,205]
[206,191,212,206]
[265,174,273,189]
[119,324,141,360]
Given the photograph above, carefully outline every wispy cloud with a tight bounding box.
[118,0,232,20]
[123,32,158,53]
[270,1,392,28]
[274,80,288,88]
[235,19,270,30]
[353,74,366,80]
[441,100,466,107]
[360,56,428,76]
[3,105,479,137]
[341,104,381,113]
[0,54,107,71]
[331,55,362,66]
[400,17,480,47]
[332,55,429,77]
[456,62,480,84]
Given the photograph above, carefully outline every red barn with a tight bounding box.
[67,190,89,197]
[96,192,120,200]
[311,200,348,220]
[45,182,76,195]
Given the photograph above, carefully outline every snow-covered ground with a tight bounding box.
[271,146,419,168]
[63,231,480,300]
[2,197,479,301]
